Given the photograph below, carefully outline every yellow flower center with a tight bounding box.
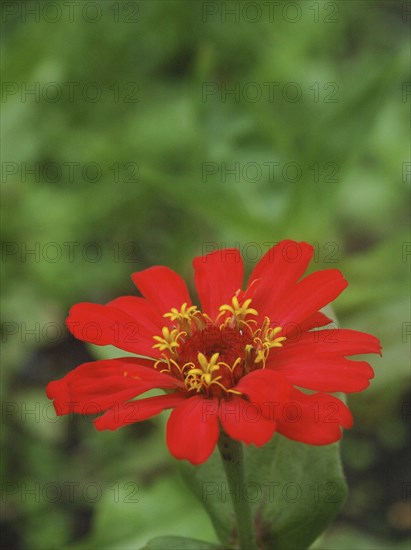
[153,297,286,398]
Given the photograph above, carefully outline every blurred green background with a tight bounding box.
[1,1,410,548]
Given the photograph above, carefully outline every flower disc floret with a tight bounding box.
[153,299,286,398]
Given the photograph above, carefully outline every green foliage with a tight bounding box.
[2,1,409,549]
[245,436,347,549]
[178,434,347,550]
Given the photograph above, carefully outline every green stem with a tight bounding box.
[218,432,258,550]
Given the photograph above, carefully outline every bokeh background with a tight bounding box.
[1,1,410,548]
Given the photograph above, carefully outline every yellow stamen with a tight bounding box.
[184,352,224,392]
[217,295,258,330]
[163,303,203,334]
[254,325,286,366]
[152,327,185,354]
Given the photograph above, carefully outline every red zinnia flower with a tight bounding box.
[47,240,381,464]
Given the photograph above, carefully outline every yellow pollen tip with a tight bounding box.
[163,303,200,326]
[218,295,259,330]
[152,327,186,353]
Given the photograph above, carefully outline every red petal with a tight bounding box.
[268,269,348,328]
[219,396,277,446]
[267,329,380,392]
[234,369,293,411]
[166,396,220,464]
[289,311,333,337]
[108,296,164,332]
[277,329,382,357]
[131,266,192,314]
[193,249,243,320]
[46,358,181,415]
[276,389,353,445]
[94,392,186,431]
[270,357,374,393]
[248,240,313,320]
[66,303,159,357]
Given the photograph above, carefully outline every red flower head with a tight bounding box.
[47,241,381,464]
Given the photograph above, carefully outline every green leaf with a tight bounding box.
[177,432,347,550]
[140,535,227,550]
[245,435,347,550]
